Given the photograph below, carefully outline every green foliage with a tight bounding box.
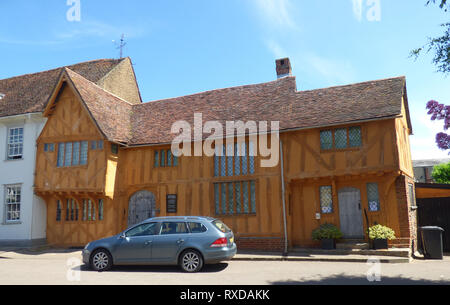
[368,225,396,240]
[411,1,450,74]
[312,223,343,241]
[432,162,450,184]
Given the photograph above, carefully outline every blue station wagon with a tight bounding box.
[82,216,237,272]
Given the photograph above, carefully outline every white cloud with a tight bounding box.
[0,21,146,46]
[306,53,358,85]
[251,0,299,31]
[410,115,450,160]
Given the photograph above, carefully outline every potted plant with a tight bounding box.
[312,223,343,250]
[368,224,396,250]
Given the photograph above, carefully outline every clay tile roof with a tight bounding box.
[128,76,408,145]
[0,58,125,118]
[64,68,133,144]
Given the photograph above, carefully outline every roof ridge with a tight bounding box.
[142,76,296,105]
[0,58,124,82]
[296,76,406,94]
[64,67,135,106]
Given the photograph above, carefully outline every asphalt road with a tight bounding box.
[0,249,449,285]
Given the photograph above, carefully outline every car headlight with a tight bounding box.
[84,243,90,250]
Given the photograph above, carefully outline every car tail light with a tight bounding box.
[211,238,228,248]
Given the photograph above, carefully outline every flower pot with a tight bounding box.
[372,239,388,250]
[321,239,336,250]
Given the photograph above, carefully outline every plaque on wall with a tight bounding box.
[166,194,177,213]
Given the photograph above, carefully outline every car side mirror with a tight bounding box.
[119,233,126,239]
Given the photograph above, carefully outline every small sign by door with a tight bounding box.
[166,194,177,213]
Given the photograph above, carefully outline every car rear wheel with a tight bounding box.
[180,249,203,273]
[90,249,113,272]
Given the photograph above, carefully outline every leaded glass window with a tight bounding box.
[243,181,249,214]
[249,141,255,174]
[320,126,362,150]
[56,200,62,222]
[250,181,256,213]
[83,200,87,221]
[72,142,80,166]
[227,144,234,176]
[349,126,362,147]
[334,128,348,149]
[88,200,92,221]
[160,149,166,167]
[80,141,88,165]
[154,151,159,168]
[241,142,248,175]
[167,150,173,167]
[236,182,242,214]
[367,183,380,212]
[221,183,227,214]
[213,181,256,215]
[98,199,104,220]
[320,186,333,214]
[214,184,220,214]
[221,145,227,177]
[57,143,65,167]
[228,183,234,214]
[234,144,241,176]
[320,130,333,150]
[214,146,220,177]
[64,142,72,167]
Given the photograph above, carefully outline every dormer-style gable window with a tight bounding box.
[7,127,24,160]
[57,141,88,167]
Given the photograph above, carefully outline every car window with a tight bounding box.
[160,222,189,235]
[126,223,158,237]
[212,220,231,233]
[188,222,207,233]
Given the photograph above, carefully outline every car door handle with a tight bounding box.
[145,241,153,245]
[177,239,185,244]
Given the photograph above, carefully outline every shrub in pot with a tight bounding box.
[312,223,343,250]
[368,224,396,250]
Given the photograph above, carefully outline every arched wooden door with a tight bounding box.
[128,191,156,227]
[338,187,364,239]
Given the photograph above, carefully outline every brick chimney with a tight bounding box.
[276,58,292,79]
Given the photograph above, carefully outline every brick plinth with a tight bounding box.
[236,237,285,252]
[395,175,418,252]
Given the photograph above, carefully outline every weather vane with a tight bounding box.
[112,34,127,59]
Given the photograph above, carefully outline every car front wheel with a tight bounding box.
[90,249,113,272]
[180,249,204,273]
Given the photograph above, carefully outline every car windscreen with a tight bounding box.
[212,220,231,233]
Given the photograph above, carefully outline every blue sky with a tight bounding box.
[0,0,449,160]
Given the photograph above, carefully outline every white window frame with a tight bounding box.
[4,184,22,224]
[6,126,24,161]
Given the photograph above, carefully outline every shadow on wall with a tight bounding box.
[270,274,450,285]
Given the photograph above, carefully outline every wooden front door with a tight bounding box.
[338,187,364,238]
[128,191,156,228]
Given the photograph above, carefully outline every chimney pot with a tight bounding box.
[276,58,292,79]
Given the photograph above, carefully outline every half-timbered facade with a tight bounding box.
[34,58,416,251]
[0,58,141,246]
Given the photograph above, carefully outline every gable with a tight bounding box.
[39,83,104,142]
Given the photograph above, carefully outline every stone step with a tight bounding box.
[290,248,411,258]
[336,243,370,250]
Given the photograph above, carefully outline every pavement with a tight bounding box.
[0,247,449,285]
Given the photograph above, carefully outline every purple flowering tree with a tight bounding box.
[427,100,450,150]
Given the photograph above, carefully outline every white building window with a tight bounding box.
[7,127,24,160]
[5,185,21,222]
